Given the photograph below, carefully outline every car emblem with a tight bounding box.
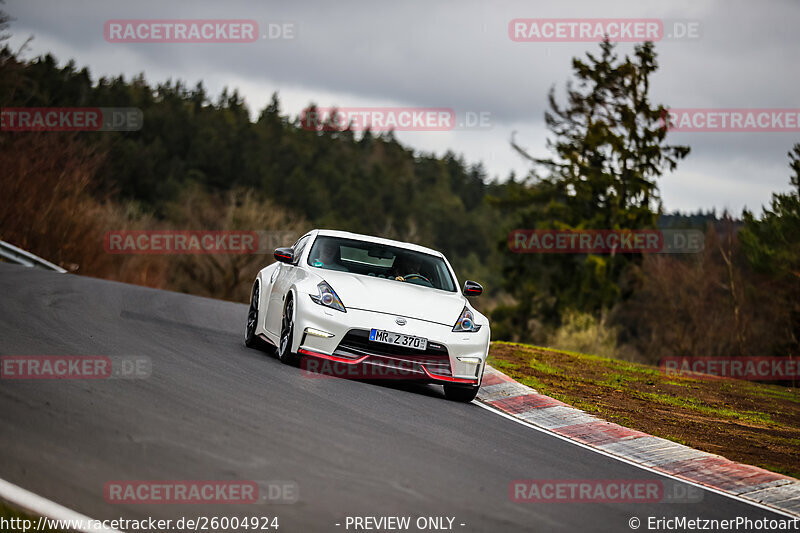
[395,317,407,326]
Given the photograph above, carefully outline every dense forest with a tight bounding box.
[1,18,798,364]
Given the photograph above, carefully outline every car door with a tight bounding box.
[265,234,311,335]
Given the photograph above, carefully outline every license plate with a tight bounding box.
[369,329,428,351]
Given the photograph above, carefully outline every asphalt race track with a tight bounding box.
[0,263,789,532]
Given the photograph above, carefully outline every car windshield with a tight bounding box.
[307,236,456,292]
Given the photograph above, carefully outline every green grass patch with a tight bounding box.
[741,384,800,404]
[527,359,564,376]
[757,464,800,479]
[632,391,775,425]
[663,380,692,387]
[600,373,630,388]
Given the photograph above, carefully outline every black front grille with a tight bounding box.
[333,329,452,376]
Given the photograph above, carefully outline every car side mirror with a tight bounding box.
[463,280,483,296]
[274,247,295,264]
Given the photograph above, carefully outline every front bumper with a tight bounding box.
[293,297,489,385]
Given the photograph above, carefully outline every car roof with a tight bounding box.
[309,229,444,257]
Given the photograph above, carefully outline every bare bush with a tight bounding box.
[548,310,620,359]
[164,186,309,302]
[615,224,786,363]
[0,133,309,301]
[0,132,170,286]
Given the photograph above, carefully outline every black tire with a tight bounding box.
[443,385,480,403]
[278,297,301,366]
[244,283,268,350]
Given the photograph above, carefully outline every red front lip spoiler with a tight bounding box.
[298,348,368,364]
[297,348,479,385]
[421,365,479,384]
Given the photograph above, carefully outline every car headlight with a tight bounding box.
[452,306,481,332]
[309,281,346,312]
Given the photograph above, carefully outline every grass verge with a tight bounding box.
[488,341,800,479]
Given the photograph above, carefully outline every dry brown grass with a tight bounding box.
[0,132,309,302]
[0,132,168,286]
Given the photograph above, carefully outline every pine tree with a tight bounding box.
[740,143,800,354]
[495,39,690,338]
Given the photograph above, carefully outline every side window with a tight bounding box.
[292,235,311,265]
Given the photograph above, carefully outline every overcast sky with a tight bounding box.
[6,0,800,215]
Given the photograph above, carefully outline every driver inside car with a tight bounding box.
[311,240,348,271]
[392,254,425,282]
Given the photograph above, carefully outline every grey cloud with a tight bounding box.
[5,0,799,214]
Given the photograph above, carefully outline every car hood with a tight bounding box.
[313,270,466,325]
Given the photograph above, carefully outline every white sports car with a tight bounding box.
[244,229,490,402]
